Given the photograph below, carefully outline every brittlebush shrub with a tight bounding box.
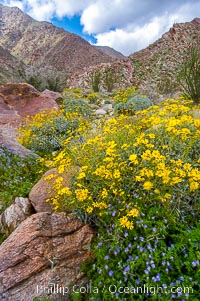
[18,109,91,157]
[115,95,153,115]
[46,99,200,300]
[113,86,138,103]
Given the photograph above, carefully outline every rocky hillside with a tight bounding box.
[68,18,200,98]
[0,46,26,84]
[130,18,200,97]
[96,46,125,59]
[0,4,114,83]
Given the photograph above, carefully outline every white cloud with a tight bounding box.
[94,14,171,55]
[1,0,94,20]
[93,1,200,55]
[1,0,200,54]
[2,0,24,10]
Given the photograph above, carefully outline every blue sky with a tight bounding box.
[51,15,97,44]
[1,0,200,55]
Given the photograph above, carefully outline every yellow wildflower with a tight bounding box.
[129,154,138,164]
[143,181,153,190]
[77,172,86,179]
[101,188,108,199]
[127,208,139,217]
[86,207,93,213]
[75,189,89,201]
[113,169,121,179]
[183,163,191,171]
[190,181,199,192]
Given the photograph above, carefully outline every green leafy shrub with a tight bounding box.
[26,67,67,92]
[0,147,45,214]
[62,88,85,100]
[113,86,138,104]
[87,93,99,104]
[19,109,91,157]
[62,99,92,117]
[104,99,112,105]
[114,95,152,115]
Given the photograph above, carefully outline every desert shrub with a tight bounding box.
[156,75,179,95]
[19,109,91,157]
[115,95,152,115]
[62,88,85,100]
[176,44,200,104]
[87,93,99,104]
[0,147,45,214]
[46,98,199,299]
[113,86,138,104]
[62,98,92,117]
[26,67,67,92]
[91,71,101,92]
[104,99,112,105]
[103,67,116,92]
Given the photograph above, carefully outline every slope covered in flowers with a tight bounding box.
[19,92,200,300]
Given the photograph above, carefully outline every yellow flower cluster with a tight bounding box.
[113,86,137,103]
[75,189,89,201]
[47,97,199,229]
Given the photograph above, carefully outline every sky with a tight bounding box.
[1,0,200,55]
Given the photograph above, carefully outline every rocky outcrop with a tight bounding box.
[129,19,200,98]
[0,83,58,121]
[0,212,95,301]
[0,197,34,235]
[0,83,60,155]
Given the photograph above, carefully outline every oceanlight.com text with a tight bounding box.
[36,282,193,296]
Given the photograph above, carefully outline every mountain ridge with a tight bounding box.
[0,4,119,85]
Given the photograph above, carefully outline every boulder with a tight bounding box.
[0,130,38,157]
[102,104,113,112]
[89,104,100,110]
[0,83,58,120]
[0,212,95,301]
[29,168,76,213]
[95,109,106,115]
[0,95,21,126]
[42,89,63,103]
[0,197,34,235]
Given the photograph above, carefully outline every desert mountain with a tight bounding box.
[0,3,116,85]
[96,46,125,59]
[68,18,200,98]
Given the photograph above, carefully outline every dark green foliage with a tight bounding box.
[26,115,80,156]
[0,147,45,214]
[26,67,67,92]
[114,95,152,115]
[104,67,116,92]
[62,99,92,117]
[91,71,101,92]
[177,44,200,104]
[84,202,200,300]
